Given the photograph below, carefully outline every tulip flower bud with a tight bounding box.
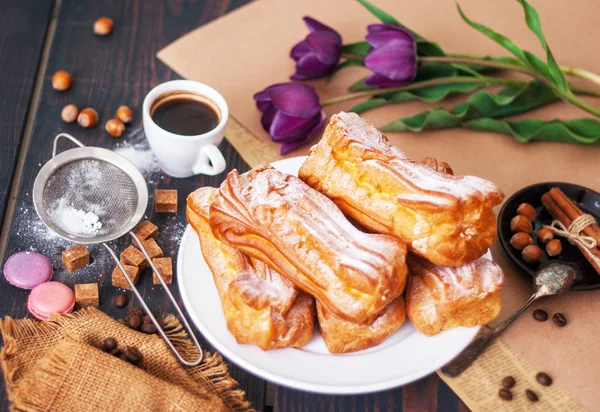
[364,24,417,88]
[254,83,326,154]
[290,17,342,80]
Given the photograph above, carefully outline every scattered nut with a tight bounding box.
[116,105,133,123]
[61,104,79,123]
[510,215,532,234]
[533,309,548,322]
[77,108,98,128]
[498,388,513,401]
[536,372,553,386]
[522,245,542,264]
[537,227,554,243]
[105,118,125,137]
[552,312,567,327]
[510,232,532,250]
[94,17,114,36]
[52,70,72,91]
[517,203,536,221]
[546,239,562,256]
[502,376,516,389]
[525,389,539,402]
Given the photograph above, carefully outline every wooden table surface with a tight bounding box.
[0,2,469,411]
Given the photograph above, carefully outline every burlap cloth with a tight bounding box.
[0,308,254,412]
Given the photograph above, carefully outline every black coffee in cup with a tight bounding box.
[150,91,219,136]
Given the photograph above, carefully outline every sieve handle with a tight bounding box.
[103,235,204,367]
[52,133,85,158]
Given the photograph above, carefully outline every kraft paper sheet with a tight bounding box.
[158,0,600,410]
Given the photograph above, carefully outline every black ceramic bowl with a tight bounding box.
[497,182,600,291]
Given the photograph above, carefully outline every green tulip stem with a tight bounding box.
[418,56,600,118]
[447,53,600,89]
[321,76,524,106]
[341,52,364,60]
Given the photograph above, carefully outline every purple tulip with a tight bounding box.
[290,17,342,80]
[254,83,326,154]
[364,24,417,88]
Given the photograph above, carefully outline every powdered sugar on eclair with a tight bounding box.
[210,165,408,323]
[332,112,503,207]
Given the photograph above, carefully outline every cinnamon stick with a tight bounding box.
[548,187,600,245]
[541,193,600,275]
[551,187,600,235]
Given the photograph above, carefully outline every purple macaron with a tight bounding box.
[3,251,53,289]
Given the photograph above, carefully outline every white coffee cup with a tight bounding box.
[143,80,227,177]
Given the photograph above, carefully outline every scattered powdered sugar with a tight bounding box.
[114,140,159,174]
[50,199,103,235]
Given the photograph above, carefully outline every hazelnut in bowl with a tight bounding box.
[497,182,600,291]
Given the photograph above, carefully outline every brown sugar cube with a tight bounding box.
[155,189,178,213]
[141,238,163,259]
[152,257,172,285]
[132,220,158,241]
[74,283,99,308]
[120,245,147,268]
[112,264,140,290]
[62,244,90,272]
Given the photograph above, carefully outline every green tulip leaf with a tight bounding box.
[379,81,558,132]
[457,3,556,87]
[356,0,401,27]
[463,118,600,145]
[517,0,570,93]
[341,42,371,57]
[349,82,485,114]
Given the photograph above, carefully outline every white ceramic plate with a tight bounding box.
[177,156,483,394]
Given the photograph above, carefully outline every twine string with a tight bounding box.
[544,214,600,267]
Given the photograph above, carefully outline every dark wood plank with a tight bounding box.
[0,0,53,228]
[273,385,403,412]
[0,0,265,410]
[273,374,466,412]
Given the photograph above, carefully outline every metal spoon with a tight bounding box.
[441,263,577,377]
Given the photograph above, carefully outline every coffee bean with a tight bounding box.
[114,293,128,308]
[124,347,143,363]
[525,389,539,402]
[552,313,567,327]
[110,348,122,357]
[502,376,515,389]
[140,322,158,334]
[533,309,548,322]
[119,352,131,363]
[128,314,142,330]
[103,337,117,352]
[498,388,513,401]
[142,315,152,324]
[536,372,552,386]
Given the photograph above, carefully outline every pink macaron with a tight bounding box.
[28,281,75,321]
[3,251,53,289]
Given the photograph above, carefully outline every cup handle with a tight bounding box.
[192,144,226,176]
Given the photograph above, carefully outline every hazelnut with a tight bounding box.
[52,70,72,91]
[94,17,114,36]
[510,215,532,234]
[546,239,562,256]
[522,245,543,264]
[517,203,536,221]
[116,106,133,123]
[105,118,125,137]
[61,104,79,123]
[537,227,554,243]
[510,232,532,250]
[77,108,98,128]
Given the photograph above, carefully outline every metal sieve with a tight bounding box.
[32,133,203,366]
